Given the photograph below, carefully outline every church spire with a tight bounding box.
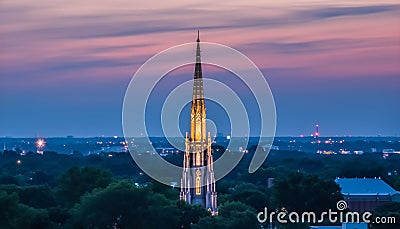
[195,31,202,74]
[193,30,204,99]
[181,31,218,215]
[191,30,205,141]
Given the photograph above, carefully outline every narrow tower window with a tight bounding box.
[196,152,201,165]
[196,169,201,195]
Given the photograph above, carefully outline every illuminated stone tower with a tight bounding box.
[180,31,218,215]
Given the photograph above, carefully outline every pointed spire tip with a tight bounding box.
[197,30,200,42]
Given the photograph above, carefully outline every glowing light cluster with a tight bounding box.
[36,139,45,149]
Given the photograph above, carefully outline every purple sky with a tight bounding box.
[1,0,399,137]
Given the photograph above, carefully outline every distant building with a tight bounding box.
[353,150,364,155]
[267,177,274,188]
[317,150,336,155]
[383,149,395,154]
[154,147,179,156]
[335,178,400,212]
[340,150,350,155]
[341,223,367,229]
[262,144,279,151]
[311,222,367,229]
[94,146,127,154]
[310,226,341,229]
[382,149,399,158]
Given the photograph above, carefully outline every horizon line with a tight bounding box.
[1,135,399,139]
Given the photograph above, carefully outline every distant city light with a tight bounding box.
[17,160,21,165]
[36,139,45,149]
[314,124,320,138]
[36,139,45,155]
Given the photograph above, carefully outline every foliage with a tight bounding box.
[68,181,176,228]
[0,149,399,228]
[192,201,258,229]
[57,167,113,206]
[272,172,342,213]
[219,182,271,212]
[0,191,49,228]
[0,184,56,209]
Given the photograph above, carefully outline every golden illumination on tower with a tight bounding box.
[180,31,218,215]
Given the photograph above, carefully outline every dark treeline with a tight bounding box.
[1,148,399,228]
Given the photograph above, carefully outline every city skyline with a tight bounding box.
[1,0,399,137]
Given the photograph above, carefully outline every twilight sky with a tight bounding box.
[1,0,399,137]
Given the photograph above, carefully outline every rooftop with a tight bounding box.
[335,177,400,195]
